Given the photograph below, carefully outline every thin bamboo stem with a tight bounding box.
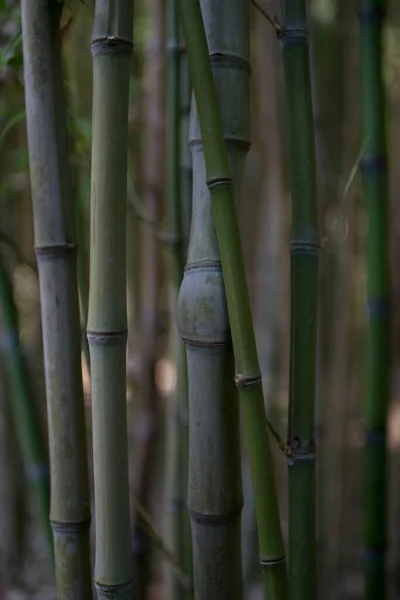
[280,2,320,598]
[0,257,52,558]
[88,2,134,598]
[165,1,193,598]
[360,1,390,597]
[133,1,165,593]
[21,1,92,597]
[177,1,288,598]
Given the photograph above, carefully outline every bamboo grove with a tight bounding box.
[2,0,391,598]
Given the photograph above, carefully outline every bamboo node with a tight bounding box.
[34,242,76,260]
[290,240,321,256]
[91,36,133,56]
[95,580,133,595]
[87,329,128,345]
[259,555,286,566]
[207,177,233,191]
[50,518,91,533]
[280,27,309,46]
[235,373,262,388]
[189,504,243,525]
[210,52,251,74]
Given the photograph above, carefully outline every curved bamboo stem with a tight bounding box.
[360,1,389,597]
[280,2,320,598]
[88,2,134,598]
[21,1,92,597]
[177,1,289,598]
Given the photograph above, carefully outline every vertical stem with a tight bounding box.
[133,1,165,594]
[21,1,92,597]
[280,2,320,599]
[0,258,52,558]
[177,0,247,598]
[178,1,288,598]
[165,1,193,598]
[360,1,389,597]
[88,3,134,599]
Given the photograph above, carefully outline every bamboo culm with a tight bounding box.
[165,0,193,598]
[0,257,52,558]
[360,1,390,597]
[177,0,247,598]
[21,1,92,597]
[88,2,134,598]
[177,1,289,598]
[280,1,320,598]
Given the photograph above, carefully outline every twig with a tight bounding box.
[267,419,292,456]
[250,0,282,34]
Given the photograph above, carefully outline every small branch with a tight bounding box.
[267,419,292,457]
[250,0,282,34]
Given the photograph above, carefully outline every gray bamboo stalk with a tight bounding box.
[176,1,250,598]
[164,1,193,597]
[88,2,134,599]
[20,1,92,597]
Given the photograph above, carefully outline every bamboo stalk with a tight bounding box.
[177,1,288,598]
[165,2,193,598]
[0,257,52,557]
[280,2,320,598]
[360,1,390,597]
[177,0,245,598]
[133,2,166,594]
[20,1,92,597]
[88,2,134,598]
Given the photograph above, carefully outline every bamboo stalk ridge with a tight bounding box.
[0,257,53,558]
[280,1,320,598]
[165,0,193,598]
[20,1,92,597]
[88,2,134,598]
[177,1,288,598]
[360,1,390,597]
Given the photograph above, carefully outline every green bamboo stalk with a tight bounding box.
[280,2,320,598]
[21,2,92,598]
[360,1,389,597]
[0,257,53,558]
[165,2,193,598]
[177,1,289,598]
[88,2,134,598]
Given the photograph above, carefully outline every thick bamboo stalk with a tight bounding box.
[165,2,193,598]
[21,2,92,598]
[280,2,320,598]
[0,257,52,557]
[88,2,134,598]
[178,1,289,598]
[360,1,390,597]
[177,1,247,599]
